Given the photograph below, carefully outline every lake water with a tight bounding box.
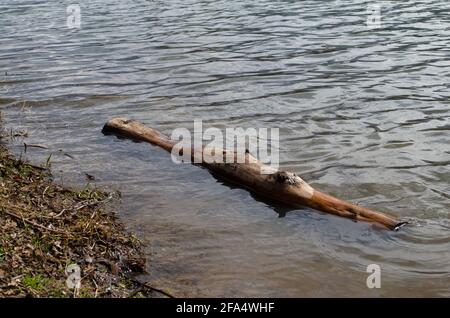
[1,0,449,297]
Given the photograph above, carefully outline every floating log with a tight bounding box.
[103,118,406,231]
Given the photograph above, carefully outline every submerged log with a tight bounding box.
[103,117,407,231]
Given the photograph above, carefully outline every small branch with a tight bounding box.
[0,208,68,235]
[23,143,49,150]
[130,279,175,298]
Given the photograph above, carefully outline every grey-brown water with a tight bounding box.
[1,0,449,297]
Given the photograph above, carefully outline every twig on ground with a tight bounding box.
[130,279,175,298]
[0,208,69,236]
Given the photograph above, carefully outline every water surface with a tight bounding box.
[1,0,449,296]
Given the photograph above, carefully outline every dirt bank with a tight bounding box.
[0,113,168,298]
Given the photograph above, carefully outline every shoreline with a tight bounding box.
[0,112,169,298]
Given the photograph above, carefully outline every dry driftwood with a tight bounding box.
[103,118,406,231]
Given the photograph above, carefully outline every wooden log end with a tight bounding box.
[102,117,146,143]
[393,221,408,231]
[102,117,134,135]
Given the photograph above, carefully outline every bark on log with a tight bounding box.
[103,117,407,231]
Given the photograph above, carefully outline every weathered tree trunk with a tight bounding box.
[103,117,406,231]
